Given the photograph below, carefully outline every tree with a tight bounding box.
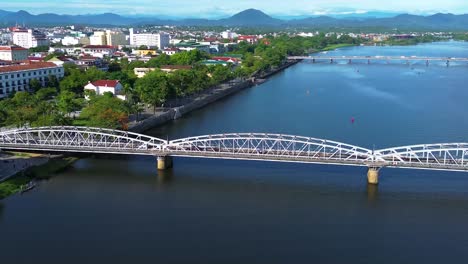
[138,45,148,50]
[135,70,174,113]
[57,90,81,115]
[29,79,42,93]
[80,93,129,129]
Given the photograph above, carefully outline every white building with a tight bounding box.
[84,80,125,100]
[62,36,80,46]
[162,47,180,56]
[133,67,157,78]
[0,46,28,61]
[129,28,170,49]
[0,62,64,99]
[221,31,238,39]
[90,31,107,46]
[12,28,49,49]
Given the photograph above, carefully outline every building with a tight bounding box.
[160,65,192,73]
[106,30,127,46]
[237,35,258,44]
[12,28,49,49]
[0,46,28,61]
[133,67,157,78]
[84,80,125,100]
[221,31,238,39]
[90,31,107,46]
[0,62,64,99]
[62,36,80,46]
[82,45,117,57]
[175,42,210,53]
[162,47,180,56]
[129,28,170,49]
[76,55,109,71]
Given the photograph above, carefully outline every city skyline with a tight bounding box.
[1,0,468,18]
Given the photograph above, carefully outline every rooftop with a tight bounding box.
[90,80,120,87]
[0,62,60,73]
[0,46,28,51]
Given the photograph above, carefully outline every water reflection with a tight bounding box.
[0,202,4,221]
[157,169,174,185]
[366,184,379,204]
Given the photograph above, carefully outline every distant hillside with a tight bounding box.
[0,9,468,30]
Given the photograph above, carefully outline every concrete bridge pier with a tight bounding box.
[330,58,334,64]
[312,58,315,63]
[367,167,381,185]
[157,156,173,170]
[446,60,450,67]
[348,59,352,64]
[426,60,429,66]
[367,59,370,64]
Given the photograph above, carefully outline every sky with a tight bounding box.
[0,0,467,18]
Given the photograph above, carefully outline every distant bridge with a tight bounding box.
[288,55,468,65]
[1,126,468,184]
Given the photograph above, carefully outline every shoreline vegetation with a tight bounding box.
[0,154,77,200]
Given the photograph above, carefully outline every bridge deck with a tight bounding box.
[289,56,468,62]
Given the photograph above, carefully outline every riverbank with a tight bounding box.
[0,153,77,200]
[129,60,300,133]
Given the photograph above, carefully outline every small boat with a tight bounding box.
[20,181,36,194]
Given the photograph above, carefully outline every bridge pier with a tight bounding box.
[157,156,173,170]
[367,167,380,185]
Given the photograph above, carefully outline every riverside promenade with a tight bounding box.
[0,153,49,182]
[129,60,299,133]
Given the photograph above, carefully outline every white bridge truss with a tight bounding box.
[1,127,467,172]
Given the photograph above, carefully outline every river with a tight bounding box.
[1,41,468,263]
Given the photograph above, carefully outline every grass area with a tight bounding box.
[321,43,357,51]
[0,157,78,200]
[6,152,44,158]
[72,118,88,126]
[0,175,31,200]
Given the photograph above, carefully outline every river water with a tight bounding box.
[1,41,468,263]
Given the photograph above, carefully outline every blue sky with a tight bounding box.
[1,0,467,17]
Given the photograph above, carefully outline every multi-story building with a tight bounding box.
[82,45,117,57]
[0,46,28,61]
[129,28,170,49]
[89,31,107,46]
[0,62,64,98]
[12,28,49,49]
[106,30,128,46]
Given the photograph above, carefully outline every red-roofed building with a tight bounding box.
[237,35,258,44]
[0,46,28,62]
[84,80,125,100]
[212,56,240,64]
[0,62,64,98]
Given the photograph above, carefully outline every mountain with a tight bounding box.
[0,9,467,30]
[219,9,283,26]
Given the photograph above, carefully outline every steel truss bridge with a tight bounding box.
[1,127,467,174]
[288,56,468,64]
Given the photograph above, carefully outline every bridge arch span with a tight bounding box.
[374,143,468,170]
[167,133,374,163]
[0,126,166,154]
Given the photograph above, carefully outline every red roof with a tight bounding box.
[212,57,239,62]
[83,45,116,49]
[91,80,120,87]
[0,62,59,73]
[0,46,28,51]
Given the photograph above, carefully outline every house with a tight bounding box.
[84,80,125,100]
[237,35,258,44]
[76,55,109,71]
[162,47,180,56]
[212,56,240,65]
[82,45,117,57]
